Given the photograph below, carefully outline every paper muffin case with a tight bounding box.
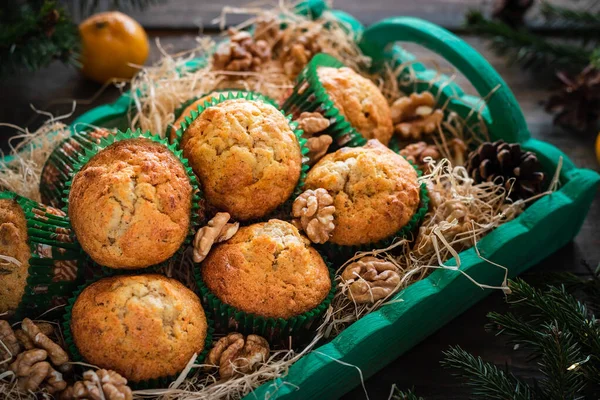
[61,128,203,272]
[318,162,430,261]
[62,277,215,390]
[40,128,115,208]
[194,257,336,344]
[175,90,310,222]
[0,191,86,321]
[281,53,368,151]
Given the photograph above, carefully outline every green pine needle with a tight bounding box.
[466,10,592,71]
[0,0,80,78]
[391,386,425,400]
[441,346,533,400]
[541,1,600,29]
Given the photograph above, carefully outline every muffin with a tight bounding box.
[201,219,331,320]
[0,191,84,318]
[317,66,393,145]
[168,91,239,143]
[68,137,194,269]
[69,274,208,382]
[0,198,30,314]
[180,96,302,221]
[304,139,421,246]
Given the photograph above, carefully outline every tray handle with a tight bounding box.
[359,17,530,143]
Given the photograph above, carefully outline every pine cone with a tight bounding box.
[546,65,600,132]
[465,140,545,201]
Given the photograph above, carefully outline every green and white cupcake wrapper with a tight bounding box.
[40,128,115,209]
[62,276,215,389]
[281,53,367,150]
[175,90,310,223]
[194,256,336,343]
[61,128,202,272]
[0,191,86,321]
[318,161,430,261]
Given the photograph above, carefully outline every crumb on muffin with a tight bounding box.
[68,138,193,269]
[317,66,393,145]
[181,99,302,221]
[168,91,240,143]
[70,274,208,382]
[0,199,30,315]
[304,139,420,246]
[201,219,331,319]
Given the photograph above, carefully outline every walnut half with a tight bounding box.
[341,256,401,303]
[206,333,270,380]
[193,212,240,263]
[391,92,443,140]
[292,188,335,244]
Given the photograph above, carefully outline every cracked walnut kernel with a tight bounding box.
[391,92,444,140]
[61,369,132,400]
[213,29,272,72]
[206,333,270,380]
[10,349,67,393]
[341,256,401,303]
[193,212,239,263]
[292,188,335,244]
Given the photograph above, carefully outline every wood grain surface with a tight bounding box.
[0,1,598,398]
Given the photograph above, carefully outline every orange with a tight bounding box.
[596,132,600,165]
[79,12,149,84]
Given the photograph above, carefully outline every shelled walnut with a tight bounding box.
[3,318,71,394]
[292,188,335,243]
[213,28,272,72]
[399,141,441,171]
[296,112,332,165]
[341,256,401,303]
[60,369,132,400]
[206,333,270,380]
[281,29,322,77]
[193,212,239,263]
[391,92,444,140]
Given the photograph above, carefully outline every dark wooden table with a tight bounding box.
[1,1,598,399]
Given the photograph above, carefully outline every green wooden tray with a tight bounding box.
[2,1,598,398]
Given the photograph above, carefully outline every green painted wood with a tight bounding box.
[359,17,531,144]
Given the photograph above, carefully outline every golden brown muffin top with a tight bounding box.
[317,66,393,145]
[202,219,331,319]
[168,91,240,143]
[70,274,208,382]
[305,139,420,246]
[181,99,302,221]
[68,138,193,269]
[0,199,30,315]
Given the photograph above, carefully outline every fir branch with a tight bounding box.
[0,0,79,78]
[535,324,587,400]
[541,1,600,28]
[466,10,591,70]
[507,279,600,359]
[441,346,533,400]
[391,386,424,400]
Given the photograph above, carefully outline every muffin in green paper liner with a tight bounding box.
[299,140,430,261]
[62,274,214,389]
[281,53,394,150]
[167,89,271,143]
[175,91,309,222]
[62,129,202,272]
[40,127,116,208]
[0,191,85,320]
[194,219,336,343]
